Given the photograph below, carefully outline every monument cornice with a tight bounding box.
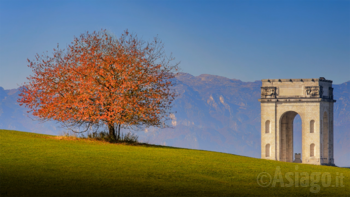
[258,98,336,103]
[261,77,333,83]
[259,77,334,101]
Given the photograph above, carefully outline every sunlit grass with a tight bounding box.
[1,129,349,196]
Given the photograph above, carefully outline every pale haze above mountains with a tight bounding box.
[0,73,349,167]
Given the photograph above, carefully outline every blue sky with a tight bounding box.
[1,0,349,89]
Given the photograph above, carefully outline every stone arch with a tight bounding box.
[265,144,270,157]
[310,143,315,157]
[310,120,315,133]
[279,111,301,162]
[265,120,270,133]
[259,77,335,165]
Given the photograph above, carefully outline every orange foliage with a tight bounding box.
[18,30,179,140]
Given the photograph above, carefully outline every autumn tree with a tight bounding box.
[18,30,179,140]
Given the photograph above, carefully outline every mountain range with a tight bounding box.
[0,73,349,166]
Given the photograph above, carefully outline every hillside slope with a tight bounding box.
[1,130,349,196]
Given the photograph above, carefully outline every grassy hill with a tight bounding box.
[1,130,349,196]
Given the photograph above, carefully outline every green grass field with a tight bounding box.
[1,130,349,196]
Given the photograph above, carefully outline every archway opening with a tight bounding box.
[293,114,302,162]
[280,111,302,163]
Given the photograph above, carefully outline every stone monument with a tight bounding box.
[258,77,335,165]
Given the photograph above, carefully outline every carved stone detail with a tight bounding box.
[305,86,322,97]
[261,87,277,98]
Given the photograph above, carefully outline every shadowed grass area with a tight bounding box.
[1,130,349,196]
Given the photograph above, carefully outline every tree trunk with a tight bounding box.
[108,123,116,141]
[117,124,121,140]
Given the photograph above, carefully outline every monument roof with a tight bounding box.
[261,77,332,83]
